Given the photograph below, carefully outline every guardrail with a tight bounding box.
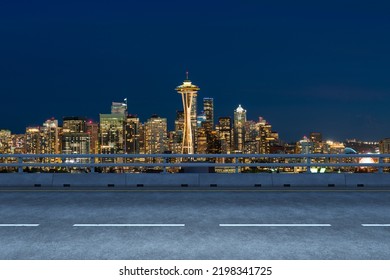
[0,153,389,173]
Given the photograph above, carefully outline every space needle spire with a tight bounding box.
[176,72,200,154]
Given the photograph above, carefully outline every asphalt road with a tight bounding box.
[0,190,390,259]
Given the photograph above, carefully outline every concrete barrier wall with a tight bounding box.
[1,173,390,190]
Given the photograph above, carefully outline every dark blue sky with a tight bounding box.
[1,0,389,142]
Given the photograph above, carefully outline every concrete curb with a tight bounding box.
[1,173,390,191]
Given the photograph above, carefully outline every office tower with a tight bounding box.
[244,120,258,154]
[168,131,181,154]
[310,132,323,154]
[256,117,274,154]
[145,115,168,154]
[111,101,127,116]
[216,117,232,154]
[196,127,208,154]
[61,133,90,155]
[62,117,90,155]
[125,115,140,154]
[25,127,41,154]
[86,120,99,154]
[62,117,87,133]
[11,134,25,154]
[41,119,60,156]
[203,97,214,128]
[99,113,125,155]
[233,104,246,152]
[176,73,199,154]
[197,112,206,128]
[174,110,184,152]
[207,130,221,154]
[138,123,146,154]
[0,130,11,154]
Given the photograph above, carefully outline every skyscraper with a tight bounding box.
[145,115,168,154]
[176,73,199,154]
[99,113,125,155]
[233,104,246,152]
[216,117,232,154]
[61,117,90,155]
[111,101,127,116]
[41,119,60,156]
[25,127,40,154]
[86,120,99,154]
[0,130,11,154]
[203,97,214,128]
[125,115,140,154]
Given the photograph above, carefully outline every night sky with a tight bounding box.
[1,0,389,142]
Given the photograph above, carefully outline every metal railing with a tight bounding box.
[0,153,389,174]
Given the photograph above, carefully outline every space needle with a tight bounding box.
[176,72,200,154]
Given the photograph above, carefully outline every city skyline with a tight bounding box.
[1,1,390,141]
[0,80,386,145]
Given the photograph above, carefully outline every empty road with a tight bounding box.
[0,190,390,259]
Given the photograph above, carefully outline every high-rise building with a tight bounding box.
[203,97,214,128]
[41,119,60,156]
[144,115,168,154]
[0,130,12,154]
[255,117,275,154]
[244,120,258,154]
[61,117,90,155]
[99,113,125,155]
[61,133,90,155]
[111,101,127,116]
[125,115,140,154]
[174,110,184,152]
[63,117,87,133]
[25,127,40,154]
[233,104,246,152]
[11,134,25,154]
[310,132,323,154]
[176,73,199,154]
[86,120,99,154]
[216,117,232,154]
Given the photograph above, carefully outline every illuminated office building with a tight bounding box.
[145,115,168,154]
[244,120,258,154]
[125,115,140,154]
[11,134,25,154]
[174,110,184,152]
[41,119,60,157]
[25,127,41,154]
[233,105,246,152]
[197,112,206,128]
[86,121,99,154]
[0,130,11,154]
[63,117,87,133]
[255,118,275,154]
[216,117,232,154]
[176,73,199,154]
[111,101,127,116]
[196,127,208,154]
[62,117,90,155]
[310,132,323,153]
[99,113,125,155]
[203,97,214,128]
[61,133,90,155]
